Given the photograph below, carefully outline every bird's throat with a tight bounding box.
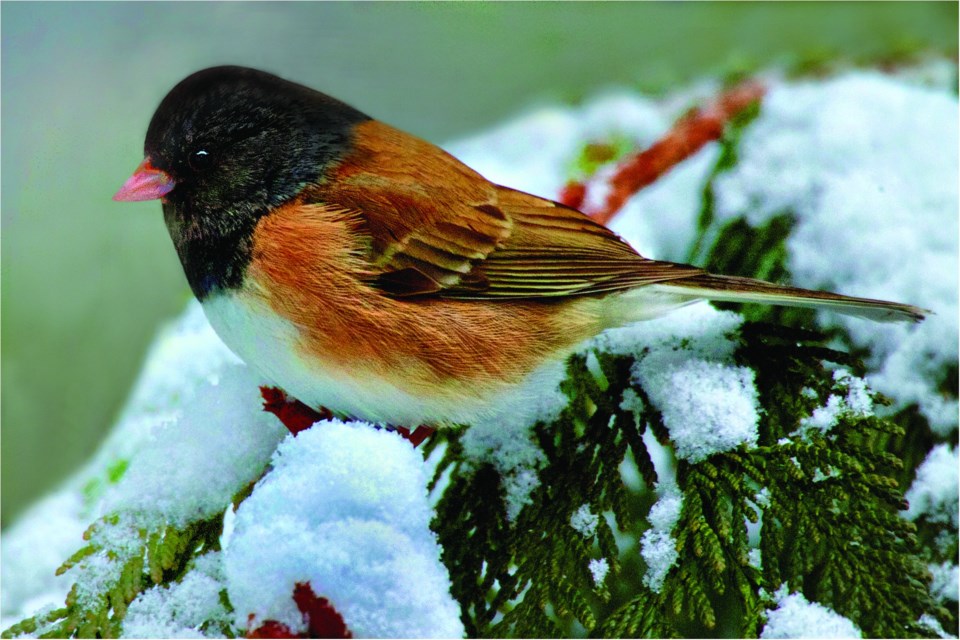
[163,203,262,300]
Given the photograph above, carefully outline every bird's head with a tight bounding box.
[114,65,369,240]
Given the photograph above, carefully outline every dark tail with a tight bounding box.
[654,273,927,323]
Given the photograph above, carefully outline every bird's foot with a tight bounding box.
[260,386,333,436]
[259,386,435,447]
[247,583,352,638]
[392,425,436,448]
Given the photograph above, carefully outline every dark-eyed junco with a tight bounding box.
[114,66,924,427]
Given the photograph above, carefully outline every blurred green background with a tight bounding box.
[2,2,956,526]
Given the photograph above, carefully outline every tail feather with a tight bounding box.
[654,273,927,323]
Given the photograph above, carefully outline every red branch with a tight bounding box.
[247,583,353,639]
[558,181,587,211]
[563,80,766,226]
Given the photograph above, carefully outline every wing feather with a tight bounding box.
[439,186,703,298]
[306,120,703,299]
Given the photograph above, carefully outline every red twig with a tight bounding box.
[558,180,587,210]
[568,80,766,226]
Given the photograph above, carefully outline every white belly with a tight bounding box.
[200,291,568,428]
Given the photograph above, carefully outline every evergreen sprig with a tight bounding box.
[2,513,225,639]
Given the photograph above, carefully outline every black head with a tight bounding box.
[146,66,369,237]
[132,66,369,298]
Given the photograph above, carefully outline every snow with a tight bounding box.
[65,304,252,519]
[640,483,683,593]
[120,301,244,418]
[760,589,862,639]
[100,300,287,529]
[712,72,959,434]
[122,552,231,638]
[570,504,600,537]
[588,558,610,586]
[223,421,463,638]
[928,561,959,604]
[61,517,143,612]
[597,304,760,462]
[619,387,645,414]
[59,317,287,617]
[594,299,744,362]
[637,357,759,463]
[919,613,952,639]
[1,300,283,631]
[0,302,249,628]
[904,444,960,527]
[799,370,874,437]
[103,364,287,527]
[0,491,86,628]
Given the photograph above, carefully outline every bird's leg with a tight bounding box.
[260,386,333,435]
[259,386,435,446]
[392,425,436,448]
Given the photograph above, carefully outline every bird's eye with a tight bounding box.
[188,148,214,172]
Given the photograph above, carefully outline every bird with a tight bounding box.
[114,65,925,428]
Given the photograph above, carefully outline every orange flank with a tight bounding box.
[246,199,603,392]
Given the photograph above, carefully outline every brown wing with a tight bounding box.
[307,120,703,298]
[448,186,705,299]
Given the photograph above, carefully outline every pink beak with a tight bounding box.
[113,158,176,202]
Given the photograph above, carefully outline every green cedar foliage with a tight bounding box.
[694,93,958,636]
[2,514,228,639]
[430,320,952,638]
